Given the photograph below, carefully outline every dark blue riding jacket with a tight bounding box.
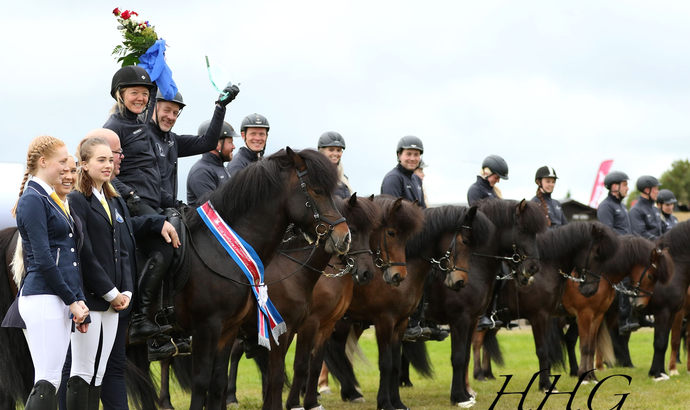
[530,192,568,228]
[467,176,497,207]
[381,164,426,209]
[629,196,663,240]
[597,192,632,236]
[187,152,229,207]
[334,177,351,200]
[226,147,260,179]
[662,212,678,233]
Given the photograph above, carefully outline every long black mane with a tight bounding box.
[605,235,673,284]
[475,198,548,235]
[406,206,494,255]
[658,220,690,260]
[538,222,619,264]
[374,195,424,240]
[188,149,339,230]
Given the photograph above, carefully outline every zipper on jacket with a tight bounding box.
[55,248,60,266]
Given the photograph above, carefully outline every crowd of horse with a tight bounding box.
[0,148,689,410]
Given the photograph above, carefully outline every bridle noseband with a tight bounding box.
[426,229,470,275]
[374,227,406,270]
[473,211,539,275]
[296,169,346,242]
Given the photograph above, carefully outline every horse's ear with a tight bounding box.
[348,192,358,207]
[391,197,404,215]
[657,242,669,251]
[517,199,527,214]
[468,206,478,219]
[368,194,375,202]
[411,199,419,206]
[591,223,603,240]
[286,146,307,172]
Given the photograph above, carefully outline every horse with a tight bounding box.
[0,227,33,409]
[140,148,352,410]
[668,285,690,376]
[325,203,498,410]
[471,222,620,392]
[421,198,547,407]
[558,235,672,383]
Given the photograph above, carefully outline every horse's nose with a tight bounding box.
[453,279,465,291]
[360,270,371,284]
[390,272,401,287]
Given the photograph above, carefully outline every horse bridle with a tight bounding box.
[473,211,539,274]
[373,226,406,270]
[424,229,470,275]
[296,169,347,242]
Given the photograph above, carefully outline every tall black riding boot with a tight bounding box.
[477,278,505,331]
[87,385,101,410]
[66,376,89,410]
[25,380,57,410]
[618,283,640,336]
[129,252,173,345]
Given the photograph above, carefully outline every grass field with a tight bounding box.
[160,327,690,410]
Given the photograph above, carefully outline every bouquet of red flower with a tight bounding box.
[111,7,158,66]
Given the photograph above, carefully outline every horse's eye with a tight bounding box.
[313,188,325,196]
[649,274,655,281]
[387,230,396,237]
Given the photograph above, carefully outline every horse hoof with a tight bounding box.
[290,408,305,410]
[308,406,326,410]
[653,373,670,382]
[227,404,240,408]
[351,397,366,403]
[452,400,476,408]
[318,386,332,395]
[669,369,680,377]
[468,388,477,399]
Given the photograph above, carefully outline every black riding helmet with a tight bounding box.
[535,166,557,182]
[482,155,509,180]
[240,113,270,133]
[656,189,677,205]
[603,171,629,190]
[198,120,238,139]
[110,66,154,99]
[318,132,346,149]
[156,89,186,109]
[636,175,662,192]
[396,136,424,154]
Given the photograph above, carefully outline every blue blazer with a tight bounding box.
[67,190,132,312]
[15,181,85,305]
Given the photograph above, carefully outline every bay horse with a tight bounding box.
[153,148,351,410]
[325,203,497,410]
[559,235,672,382]
[423,198,547,407]
[668,285,690,376]
[471,222,620,392]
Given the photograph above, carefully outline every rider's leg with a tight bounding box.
[618,278,640,335]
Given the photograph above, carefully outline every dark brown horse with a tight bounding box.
[668,285,690,376]
[152,148,351,410]
[559,235,672,382]
[325,203,495,410]
[425,199,547,407]
[471,222,620,391]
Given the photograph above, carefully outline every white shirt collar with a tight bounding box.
[92,187,105,202]
[32,175,55,196]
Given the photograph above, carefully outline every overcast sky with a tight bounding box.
[1,0,689,228]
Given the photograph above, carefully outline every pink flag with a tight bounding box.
[589,160,614,208]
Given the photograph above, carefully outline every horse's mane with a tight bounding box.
[538,222,618,264]
[406,206,494,255]
[336,196,382,234]
[475,198,548,235]
[188,149,339,229]
[374,195,424,240]
[606,235,673,284]
[658,220,690,260]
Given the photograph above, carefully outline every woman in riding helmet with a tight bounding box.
[657,189,678,233]
[467,154,508,207]
[317,132,352,199]
[531,166,567,228]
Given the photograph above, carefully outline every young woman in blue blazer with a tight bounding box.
[8,136,89,410]
[66,137,132,409]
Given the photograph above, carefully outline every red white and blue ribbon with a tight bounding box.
[197,201,286,349]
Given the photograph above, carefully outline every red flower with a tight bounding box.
[112,7,120,16]
[130,11,138,16]
[120,10,131,19]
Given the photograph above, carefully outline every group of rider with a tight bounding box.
[8,62,681,410]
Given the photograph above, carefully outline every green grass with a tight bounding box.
[159,327,690,409]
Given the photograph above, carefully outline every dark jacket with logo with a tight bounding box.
[467,176,496,207]
[661,212,679,233]
[187,152,230,207]
[67,190,132,312]
[629,196,663,240]
[530,192,568,228]
[226,147,261,179]
[104,107,162,208]
[597,192,632,236]
[334,179,351,200]
[149,105,225,207]
[381,164,426,209]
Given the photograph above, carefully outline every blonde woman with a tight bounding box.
[3,136,89,410]
[467,154,508,206]
[317,132,353,199]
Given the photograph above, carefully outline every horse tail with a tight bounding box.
[346,325,370,366]
[0,227,33,406]
[682,319,687,359]
[323,333,360,389]
[402,340,434,378]
[125,343,159,410]
[11,232,23,289]
[547,317,566,371]
[596,320,614,368]
[171,355,193,392]
[483,328,505,367]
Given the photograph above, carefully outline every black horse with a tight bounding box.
[426,198,548,406]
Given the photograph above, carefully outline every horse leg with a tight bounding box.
[472,329,486,381]
[669,309,684,376]
[399,351,412,387]
[576,310,601,383]
[159,357,175,410]
[449,317,473,405]
[482,329,496,380]
[530,313,553,391]
[317,364,330,394]
[388,323,409,410]
[374,320,396,410]
[189,324,223,410]
[207,340,235,410]
[263,333,293,410]
[649,312,673,379]
[563,319,579,377]
[325,321,362,402]
[286,328,313,410]
[226,339,244,407]
[303,326,333,410]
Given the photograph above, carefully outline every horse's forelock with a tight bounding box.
[604,236,655,274]
[337,196,382,233]
[476,199,548,235]
[655,249,673,285]
[406,206,494,255]
[375,195,424,240]
[271,149,339,193]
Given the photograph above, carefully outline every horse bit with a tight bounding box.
[425,227,471,275]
